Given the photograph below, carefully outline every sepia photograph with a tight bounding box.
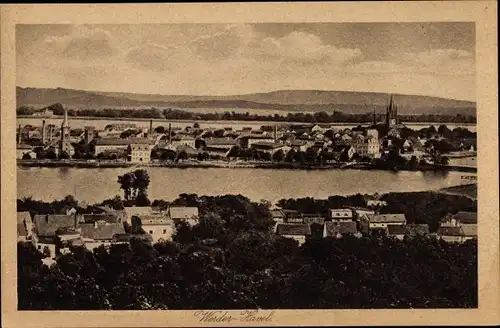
[1,2,498,327]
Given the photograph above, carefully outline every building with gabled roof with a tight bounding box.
[276,223,311,245]
[80,222,126,250]
[323,221,359,239]
[169,206,199,226]
[437,226,466,243]
[33,214,77,238]
[360,213,406,233]
[329,208,354,221]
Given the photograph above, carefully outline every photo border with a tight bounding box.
[2,2,498,327]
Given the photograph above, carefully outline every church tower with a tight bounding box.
[60,107,72,157]
[386,94,398,129]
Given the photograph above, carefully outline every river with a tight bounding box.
[17,117,477,133]
[17,167,472,205]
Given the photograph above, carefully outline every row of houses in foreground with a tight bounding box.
[272,208,477,245]
[17,205,199,260]
[17,203,477,261]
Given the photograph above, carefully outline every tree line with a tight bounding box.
[17,103,477,124]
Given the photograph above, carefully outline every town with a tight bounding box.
[16,96,477,172]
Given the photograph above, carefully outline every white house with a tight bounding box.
[251,142,291,156]
[329,208,354,221]
[170,135,196,149]
[365,213,406,229]
[124,206,159,224]
[79,222,126,250]
[140,215,175,243]
[128,143,152,163]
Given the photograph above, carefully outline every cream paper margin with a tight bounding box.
[1,2,498,327]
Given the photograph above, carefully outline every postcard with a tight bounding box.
[1,2,498,327]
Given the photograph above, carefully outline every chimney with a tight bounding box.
[48,125,53,141]
[17,124,22,145]
[42,120,46,144]
[273,124,277,143]
[169,123,172,143]
[149,120,153,136]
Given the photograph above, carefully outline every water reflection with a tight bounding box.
[18,167,468,204]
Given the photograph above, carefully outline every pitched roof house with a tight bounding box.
[365,214,406,229]
[80,222,125,241]
[323,221,358,238]
[33,214,77,237]
[276,223,311,240]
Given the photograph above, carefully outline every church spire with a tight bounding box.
[62,107,69,127]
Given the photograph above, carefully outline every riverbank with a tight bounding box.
[16,115,478,127]
[16,159,477,173]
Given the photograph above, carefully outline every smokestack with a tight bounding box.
[42,120,46,144]
[62,107,68,127]
[273,125,277,143]
[149,120,153,136]
[18,124,22,145]
[169,123,172,143]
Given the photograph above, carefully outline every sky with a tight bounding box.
[16,23,475,101]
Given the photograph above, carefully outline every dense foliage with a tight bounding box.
[18,234,477,310]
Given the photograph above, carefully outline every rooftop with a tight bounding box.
[169,206,199,220]
[82,213,120,224]
[451,211,477,224]
[437,226,464,237]
[205,138,238,146]
[276,223,311,236]
[324,221,358,236]
[460,224,477,237]
[251,142,284,149]
[368,214,406,223]
[33,214,77,237]
[80,223,125,240]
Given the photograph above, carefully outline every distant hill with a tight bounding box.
[16,87,476,116]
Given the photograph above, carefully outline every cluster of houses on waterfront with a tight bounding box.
[17,204,200,262]
[15,96,477,163]
[17,198,477,264]
[272,207,477,245]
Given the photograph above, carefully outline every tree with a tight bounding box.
[59,151,70,160]
[154,126,165,134]
[47,103,65,115]
[22,152,33,160]
[285,148,296,163]
[102,196,124,210]
[408,156,418,171]
[117,172,135,201]
[294,151,306,164]
[132,169,150,202]
[440,156,450,166]
[176,150,188,162]
[272,149,285,162]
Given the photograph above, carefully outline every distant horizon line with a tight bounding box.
[16,85,476,103]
